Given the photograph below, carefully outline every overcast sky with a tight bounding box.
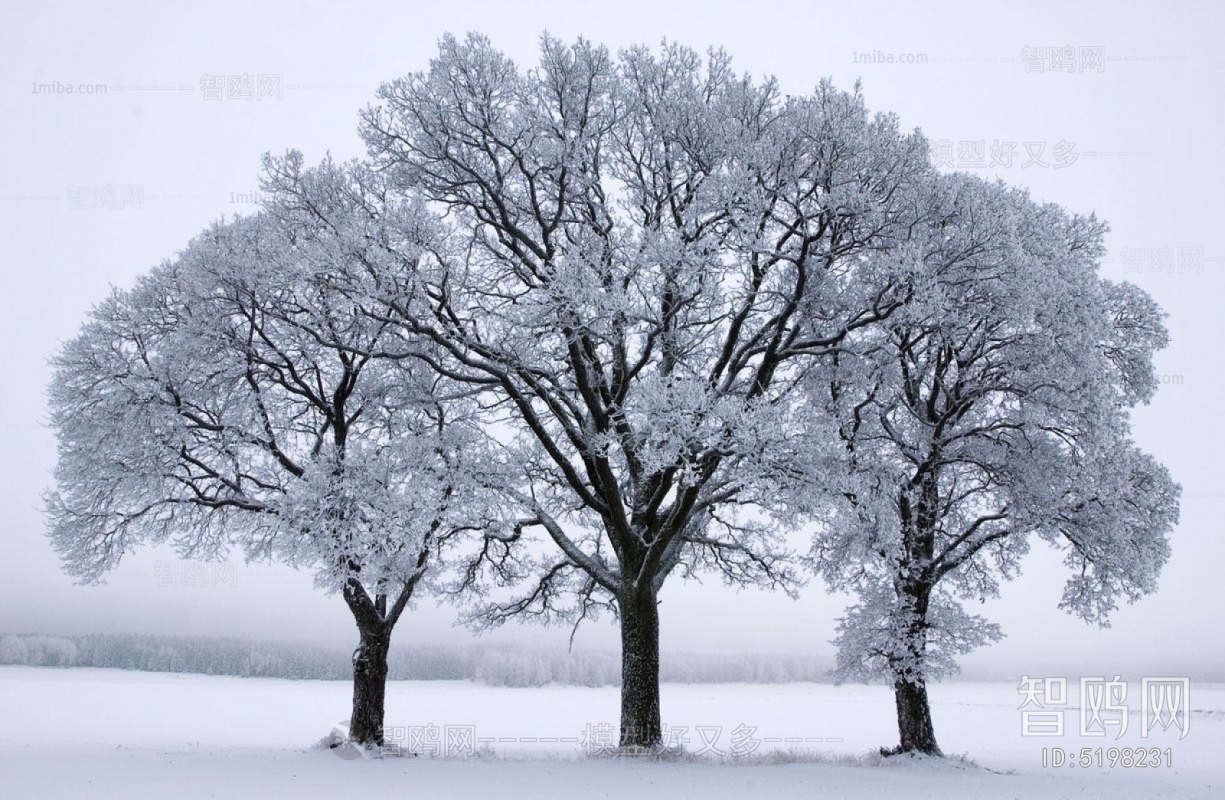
[1,0,1220,680]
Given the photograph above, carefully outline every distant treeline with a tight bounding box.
[0,633,832,686]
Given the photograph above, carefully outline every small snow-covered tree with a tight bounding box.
[44,154,505,746]
[0,635,30,665]
[806,174,1180,755]
[359,34,937,747]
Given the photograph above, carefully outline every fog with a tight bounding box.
[1,0,1221,681]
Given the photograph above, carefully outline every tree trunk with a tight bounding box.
[349,625,390,746]
[618,586,662,749]
[883,571,942,756]
[893,675,940,755]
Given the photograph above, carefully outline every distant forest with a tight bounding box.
[0,633,833,686]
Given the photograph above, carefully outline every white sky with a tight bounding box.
[1,0,1221,680]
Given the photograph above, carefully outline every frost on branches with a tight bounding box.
[359,34,936,748]
[44,155,507,746]
[42,30,1181,762]
[806,173,1180,755]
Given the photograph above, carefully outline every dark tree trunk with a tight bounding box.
[893,675,941,755]
[338,562,426,749]
[891,482,941,757]
[349,625,390,746]
[888,577,941,756]
[618,586,662,749]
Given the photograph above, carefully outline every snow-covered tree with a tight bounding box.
[44,154,505,746]
[0,635,30,665]
[805,174,1180,755]
[358,34,936,748]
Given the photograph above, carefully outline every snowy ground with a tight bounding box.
[0,666,1218,799]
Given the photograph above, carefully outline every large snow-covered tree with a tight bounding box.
[357,34,937,747]
[44,154,504,747]
[805,173,1180,755]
